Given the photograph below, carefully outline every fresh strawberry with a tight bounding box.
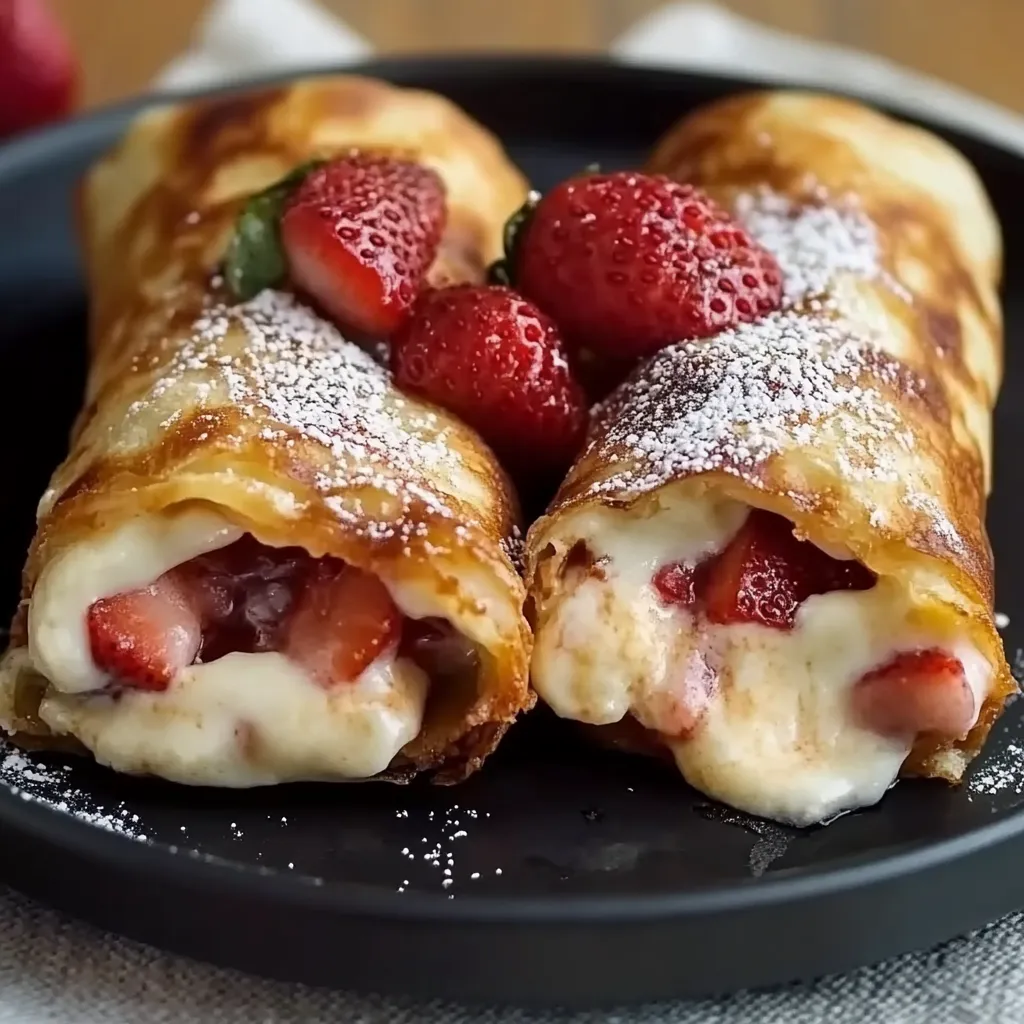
[652,562,698,607]
[390,284,588,478]
[87,575,201,691]
[0,0,77,138]
[281,154,446,337]
[283,562,400,686]
[512,172,782,359]
[852,649,974,738]
[704,510,876,630]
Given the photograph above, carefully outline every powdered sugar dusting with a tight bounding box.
[969,741,1024,797]
[586,311,915,497]
[733,187,910,307]
[500,524,525,573]
[192,289,455,481]
[904,491,969,559]
[0,747,148,840]
[133,289,515,554]
[394,803,499,897]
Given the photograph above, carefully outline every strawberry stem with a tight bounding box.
[486,163,602,287]
[486,188,540,287]
[224,159,325,301]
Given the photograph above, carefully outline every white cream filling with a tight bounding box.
[669,591,987,826]
[532,496,992,826]
[38,650,427,786]
[25,508,432,784]
[29,509,244,694]
[534,495,748,726]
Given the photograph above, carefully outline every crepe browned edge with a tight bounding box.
[0,75,536,784]
[526,89,1014,784]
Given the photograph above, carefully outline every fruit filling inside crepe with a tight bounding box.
[28,508,480,785]
[532,496,992,826]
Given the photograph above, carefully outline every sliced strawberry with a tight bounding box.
[87,575,201,691]
[281,154,446,337]
[852,649,975,738]
[704,510,876,630]
[652,562,698,607]
[283,562,400,686]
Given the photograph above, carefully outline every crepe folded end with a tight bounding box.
[84,74,528,301]
[0,75,534,786]
[526,90,1012,821]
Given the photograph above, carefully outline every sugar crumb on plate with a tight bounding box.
[968,741,1024,797]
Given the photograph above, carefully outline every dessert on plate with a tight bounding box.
[0,75,1011,826]
[523,91,1014,826]
[0,75,536,786]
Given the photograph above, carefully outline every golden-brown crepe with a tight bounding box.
[526,90,1014,825]
[0,75,535,786]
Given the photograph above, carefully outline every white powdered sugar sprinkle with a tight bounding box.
[969,741,1024,797]
[733,187,910,307]
[904,491,969,558]
[131,288,517,554]
[587,311,915,496]
[0,747,149,841]
[500,524,525,573]
[190,289,456,481]
[396,803,498,898]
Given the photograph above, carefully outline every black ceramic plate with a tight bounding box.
[1,56,1024,1009]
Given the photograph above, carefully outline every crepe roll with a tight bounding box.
[0,75,534,786]
[526,91,1014,825]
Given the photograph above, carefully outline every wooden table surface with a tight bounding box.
[51,0,1024,114]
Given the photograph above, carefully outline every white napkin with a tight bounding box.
[156,0,370,90]
[613,2,1024,154]
[158,0,1024,156]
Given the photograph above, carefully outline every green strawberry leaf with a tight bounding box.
[223,159,325,301]
[485,164,601,288]
[485,188,540,288]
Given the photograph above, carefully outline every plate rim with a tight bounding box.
[3,54,1024,176]
[3,775,1024,924]
[0,51,1021,930]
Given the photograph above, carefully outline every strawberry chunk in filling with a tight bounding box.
[86,535,454,693]
[88,576,202,692]
[851,649,976,739]
[531,498,991,824]
[648,509,975,743]
[654,509,876,626]
[282,559,400,688]
[701,510,876,629]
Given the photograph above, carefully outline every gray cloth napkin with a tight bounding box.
[0,882,1019,1021]
[7,2,1024,1020]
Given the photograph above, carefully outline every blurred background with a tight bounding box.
[3,0,1024,138]
[50,0,1024,111]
